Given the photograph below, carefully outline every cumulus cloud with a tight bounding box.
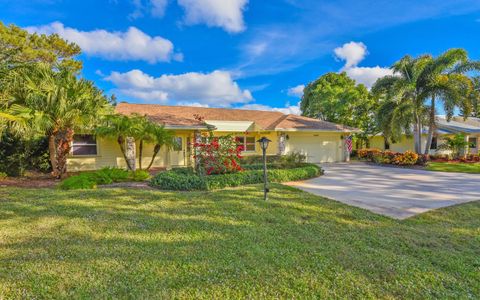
[26,22,181,63]
[334,41,367,69]
[334,41,393,88]
[177,0,248,33]
[105,69,253,106]
[287,84,305,97]
[344,66,394,89]
[240,102,301,115]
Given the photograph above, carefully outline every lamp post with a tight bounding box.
[257,136,271,200]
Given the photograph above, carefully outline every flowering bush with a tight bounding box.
[392,151,418,165]
[359,149,423,166]
[193,135,243,175]
[357,148,383,161]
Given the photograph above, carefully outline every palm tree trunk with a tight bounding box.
[413,112,420,153]
[146,144,161,170]
[139,140,143,170]
[53,128,74,179]
[48,134,57,173]
[126,137,136,171]
[117,136,132,170]
[425,96,436,155]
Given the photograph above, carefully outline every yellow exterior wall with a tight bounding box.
[67,129,349,172]
[67,131,193,172]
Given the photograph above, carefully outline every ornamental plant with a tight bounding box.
[193,135,243,175]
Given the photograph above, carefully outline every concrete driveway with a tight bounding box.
[285,162,480,219]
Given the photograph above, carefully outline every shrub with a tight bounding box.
[59,167,150,190]
[60,174,97,190]
[194,135,243,175]
[392,151,418,165]
[150,170,207,191]
[240,152,307,166]
[357,148,382,161]
[150,164,323,191]
[0,172,7,180]
[416,154,429,166]
[96,167,130,182]
[130,170,150,181]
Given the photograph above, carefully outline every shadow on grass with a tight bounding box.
[0,185,479,298]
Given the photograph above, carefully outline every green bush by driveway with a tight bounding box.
[150,164,322,190]
[0,186,478,298]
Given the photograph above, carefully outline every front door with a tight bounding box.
[169,136,186,166]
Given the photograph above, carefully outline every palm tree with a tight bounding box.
[372,55,431,153]
[12,63,110,178]
[420,49,477,154]
[145,124,175,171]
[95,114,144,171]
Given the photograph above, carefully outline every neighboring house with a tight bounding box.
[67,103,358,171]
[368,116,480,154]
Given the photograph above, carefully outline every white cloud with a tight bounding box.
[334,41,393,88]
[334,41,367,69]
[240,102,301,115]
[26,22,181,64]
[105,69,253,106]
[344,66,394,89]
[177,0,248,33]
[287,84,305,97]
[150,0,168,17]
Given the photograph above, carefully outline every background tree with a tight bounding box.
[468,77,480,118]
[300,72,379,146]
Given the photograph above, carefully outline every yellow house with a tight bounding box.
[67,103,358,172]
[367,116,480,155]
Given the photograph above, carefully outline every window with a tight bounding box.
[72,134,97,156]
[469,137,477,149]
[173,137,183,151]
[236,136,256,152]
[430,137,438,150]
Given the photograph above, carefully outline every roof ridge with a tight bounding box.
[117,102,286,115]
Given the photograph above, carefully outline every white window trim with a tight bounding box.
[236,135,256,152]
[71,135,99,157]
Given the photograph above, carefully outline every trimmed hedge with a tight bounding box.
[150,164,323,191]
[59,167,150,190]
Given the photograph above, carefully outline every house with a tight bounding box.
[66,103,358,171]
[368,116,480,154]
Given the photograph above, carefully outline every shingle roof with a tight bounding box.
[115,103,357,132]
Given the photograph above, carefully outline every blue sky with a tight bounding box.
[1,0,480,114]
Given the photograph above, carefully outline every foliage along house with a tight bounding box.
[368,116,480,155]
[66,103,359,171]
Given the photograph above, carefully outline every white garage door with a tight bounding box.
[286,135,342,163]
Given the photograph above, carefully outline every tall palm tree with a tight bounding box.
[420,49,477,154]
[372,55,431,153]
[12,63,110,178]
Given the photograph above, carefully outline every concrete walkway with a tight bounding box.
[285,162,480,219]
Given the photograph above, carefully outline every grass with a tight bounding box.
[0,185,479,299]
[426,162,480,174]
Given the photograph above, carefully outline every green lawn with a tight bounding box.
[0,185,479,299]
[426,162,480,173]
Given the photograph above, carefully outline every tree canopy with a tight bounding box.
[300,72,379,142]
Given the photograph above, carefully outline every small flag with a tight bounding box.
[345,135,353,153]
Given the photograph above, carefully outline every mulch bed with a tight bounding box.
[0,172,60,188]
